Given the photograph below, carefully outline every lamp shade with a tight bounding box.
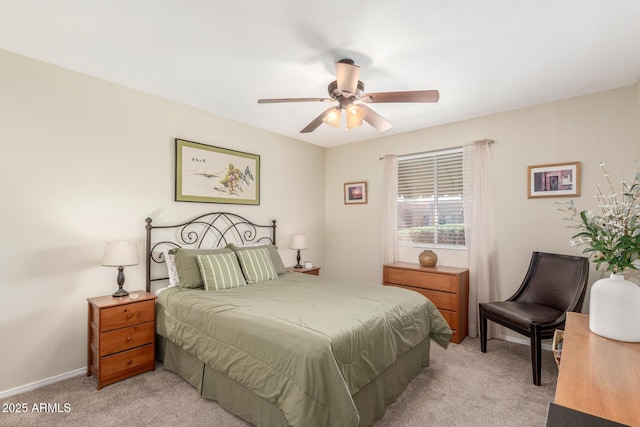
[289,235,308,250]
[322,107,341,128]
[102,242,139,267]
[346,104,365,129]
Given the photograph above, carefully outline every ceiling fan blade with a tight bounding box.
[258,97,332,104]
[361,90,439,103]
[361,104,393,132]
[336,60,360,96]
[300,107,337,133]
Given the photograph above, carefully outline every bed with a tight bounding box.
[145,212,452,427]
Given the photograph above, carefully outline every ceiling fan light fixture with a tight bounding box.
[322,107,341,128]
[258,59,439,134]
[336,60,360,96]
[346,104,364,129]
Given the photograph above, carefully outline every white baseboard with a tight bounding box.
[0,367,86,399]
[495,333,554,351]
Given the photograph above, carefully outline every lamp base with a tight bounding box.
[113,266,129,297]
[112,285,129,297]
[295,250,303,269]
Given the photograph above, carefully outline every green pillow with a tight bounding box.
[235,247,278,284]
[196,252,247,291]
[226,243,287,275]
[171,248,233,289]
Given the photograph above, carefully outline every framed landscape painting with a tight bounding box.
[527,162,580,199]
[175,139,260,205]
[344,181,368,204]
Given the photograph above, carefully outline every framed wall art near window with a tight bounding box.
[175,138,260,205]
[344,181,368,204]
[527,161,580,199]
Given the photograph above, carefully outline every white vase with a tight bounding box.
[589,273,640,342]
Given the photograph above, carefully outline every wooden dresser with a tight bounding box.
[383,262,469,344]
[548,312,640,426]
[87,291,156,389]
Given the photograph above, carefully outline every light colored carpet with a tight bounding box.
[0,338,557,427]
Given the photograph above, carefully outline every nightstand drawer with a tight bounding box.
[100,344,155,385]
[385,268,458,293]
[99,300,154,331]
[99,321,155,357]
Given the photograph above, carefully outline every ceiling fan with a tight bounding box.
[257,59,439,133]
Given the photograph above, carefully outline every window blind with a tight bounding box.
[397,148,465,247]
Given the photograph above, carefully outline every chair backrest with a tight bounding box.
[510,252,589,312]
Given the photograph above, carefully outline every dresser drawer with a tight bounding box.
[99,300,154,332]
[389,284,458,311]
[438,309,458,331]
[100,344,155,385]
[99,321,155,357]
[438,309,459,343]
[384,267,458,293]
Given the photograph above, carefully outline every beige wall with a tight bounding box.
[2,44,639,394]
[324,85,639,335]
[0,49,325,393]
[637,80,640,154]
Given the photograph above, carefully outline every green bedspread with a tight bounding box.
[156,272,452,427]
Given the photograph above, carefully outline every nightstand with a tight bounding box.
[87,291,156,389]
[287,266,321,276]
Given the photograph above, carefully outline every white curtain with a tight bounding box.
[381,154,398,266]
[463,140,497,337]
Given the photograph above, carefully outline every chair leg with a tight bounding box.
[480,309,488,353]
[530,325,542,386]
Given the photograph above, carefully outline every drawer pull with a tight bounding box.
[125,313,135,319]
[127,360,133,365]
[126,336,132,342]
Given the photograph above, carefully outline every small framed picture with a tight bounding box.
[527,162,580,198]
[344,181,368,204]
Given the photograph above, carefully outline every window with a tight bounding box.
[397,148,465,248]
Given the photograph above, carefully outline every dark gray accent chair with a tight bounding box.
[479,252,589,386]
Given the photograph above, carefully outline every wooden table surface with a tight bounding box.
[554,313,640,426]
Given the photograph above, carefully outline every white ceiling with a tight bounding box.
[1,1,640,147]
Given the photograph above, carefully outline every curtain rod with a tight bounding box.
[378,139,495,160]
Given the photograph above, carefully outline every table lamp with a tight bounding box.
[102,242,139,297]
[289,235,308,269]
